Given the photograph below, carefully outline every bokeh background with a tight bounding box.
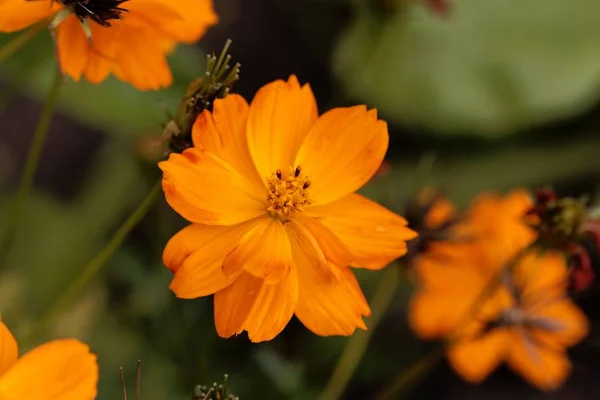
[1,0,600,398]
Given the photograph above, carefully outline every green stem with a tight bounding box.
[0,22,46,64]
[25,181,162,343]
[375,347,445,400]
[320,266,400,400]
[0,68,63,264]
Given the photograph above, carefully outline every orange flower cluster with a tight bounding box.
[160,75,416,342]
[0,0,217,90]
[0,321,98,399]
[409,189,589,390]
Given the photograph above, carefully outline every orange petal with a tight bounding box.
[0,0,57,32]
[222,218,293,285]
[83,20,122,84]
[125,0,218,43]
[529,299,589,350]
[110,24,174,90]
[506,330,571,391]
[447,329,508,384]
[291,214,351,268]
[295,107,388,205]
[306,194,416,269]
[286,219,342,282]
[159,148,264,225]
[513,251,569,304]
[409,252,508,339]
[424,197,457,230]
[55,15,88,82]
[166,219,259,298]
[290,234,370,336]
[192,95,264,189]
[0,339,98,400]
[214,270,298,342]
[247,75,317,179]
[243,267,299,342]
[0,322,17,378]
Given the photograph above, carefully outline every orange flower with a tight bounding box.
[0,320,98,399]
[160,75,417,342]
[0,0,218,90]
[409,189,535,339]
[448,251,589,390]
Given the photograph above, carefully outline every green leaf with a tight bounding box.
[333,0,600,136]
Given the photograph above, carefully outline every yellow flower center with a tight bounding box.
[265,165,311,221]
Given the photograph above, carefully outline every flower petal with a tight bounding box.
[409,253,505,339]
[292,215,351,267]
[306,194,416,269]
[0,339,98,400]
[159,148,264,225]
[286,218,342,281]
[0,0,57,32]
[166,219,258,298]
[513,251,569,304]
[55,15,88,81]
[222,218,293,285]
[126,0,218,43]
[0,322,17,378]
[82,20,122,84]
[506,330,571,391]
[193,95,264,188]
[529,300,589,350]
[295,107,388,205]
[447,329,508,384]
[243,268,298,342]
[290,233,370,336]
[214,270,298,342]
[110,24,174,90]
[247,75,317,180]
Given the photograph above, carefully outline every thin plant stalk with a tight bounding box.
[0,67,63,263]
[25,181,162,343]
[319,266,401,400]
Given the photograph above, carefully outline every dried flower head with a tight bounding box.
[526,188,600,292]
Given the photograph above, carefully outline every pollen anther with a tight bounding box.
[266,165,311,220]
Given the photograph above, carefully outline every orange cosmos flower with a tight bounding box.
[160,75,417,342]
[448,251,589,390]
[0,320,98,399]
[409,189,535,339]
[0,0,218,90]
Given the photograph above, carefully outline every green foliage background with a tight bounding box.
[1,0,600,399]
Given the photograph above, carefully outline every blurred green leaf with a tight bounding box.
[1,30,207,137]
[333,0,600,136]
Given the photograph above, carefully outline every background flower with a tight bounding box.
[0,0,218,89]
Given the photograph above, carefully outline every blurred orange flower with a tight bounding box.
[160,75,417,342]
[448,251,589,390]
[409,189,535,339]
[0,0,218,90]
[0,321,98,399]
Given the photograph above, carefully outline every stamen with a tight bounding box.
[265,165,311,221]
[57,0,130,27]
